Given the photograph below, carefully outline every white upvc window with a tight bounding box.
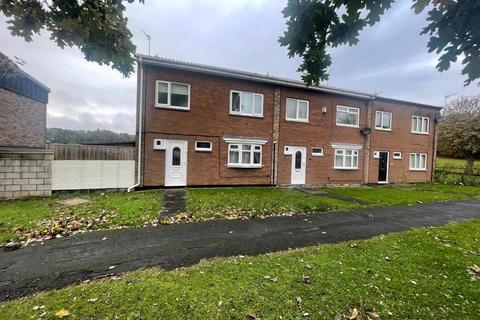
[230,90,263,117]
[228,144,262,168]
[393,152,402,159]
[286,98,309,122]
[334,148,359,169]
[411,116,429,134]
[155,80,190,110]
[336,105,360,127]
[312,147,324,156]
[195,141,212,152]
[409,153,427,171]
[375,111,392,131]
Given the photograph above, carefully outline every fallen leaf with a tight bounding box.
[247,311,260,319]
[410,280,417,285]
[55,309,70,318]
[348,308,359,320]
[87,298,98,303]
[366,310,379,320]
[296,296,303,306]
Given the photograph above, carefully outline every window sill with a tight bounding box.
[286,118,309,123]
[375,128,392,132]
[409,169,427,171]
[229,112,264,119]
[333,167,359,170]
[227,164,262,169]
[155,104,190,111]
[195,149,212,152]
[411,131,429,135]
[336,123,360,128]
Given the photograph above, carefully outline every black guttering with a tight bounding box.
[137,54,441,109]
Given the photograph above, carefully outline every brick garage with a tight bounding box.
[135,56,440,188]
[0,63,51,199]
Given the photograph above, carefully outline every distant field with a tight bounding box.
[436,157,480,170]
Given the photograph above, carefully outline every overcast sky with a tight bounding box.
[1,0,478,133]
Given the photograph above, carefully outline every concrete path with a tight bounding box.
[158,188,187,219]
[294,186,371,205]
[1,199,480,301]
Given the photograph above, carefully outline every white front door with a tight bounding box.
[290,146,306,185]
[165,140,188,187]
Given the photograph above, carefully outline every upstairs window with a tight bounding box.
[411,116,429,134]
[155,81,190,110]
[228,144,262,168]
[286,98,309,122]
[336,105,360,127]
[230,90,263,117]
[409,153,427,170]
[375,111,392,131]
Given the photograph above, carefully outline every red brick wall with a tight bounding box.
[368,100,437,183]
[141,65,437,187]
[0,87,47,148]
[276,87,368,185]
[142,66,274,187]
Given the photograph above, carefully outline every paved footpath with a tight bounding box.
[1,199,480,301]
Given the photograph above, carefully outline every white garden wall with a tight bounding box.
[52,160,135,190]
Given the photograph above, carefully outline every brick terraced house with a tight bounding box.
[0,63,52,199]
[133,55,440,188]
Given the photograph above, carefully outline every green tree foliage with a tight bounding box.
[279,0,480,86]
[437,96,480,174]
[0,0,141,77]
[47,128,134,144]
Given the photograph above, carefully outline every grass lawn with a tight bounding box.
[1,220,479,319]
[0,190,162,246]
[324,183,480,206]
[436,157,480,170]
[185,187,359,221]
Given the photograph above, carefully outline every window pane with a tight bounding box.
[383,112,391,129]
[412,117,417,132]
[286,99,297,119]
[241,92,253,114]
[242,151,251,164]
[171,83,189,107]
[242,144,251,151]
[254,145,261,150]
[295,151,302,169]
[353,154,358,167]
[230,144,239,150]
[157,82,168,104]
[375,112,382,127]
[410,154,416,168]
[253,151,261,164]
[335,155,343,167]
[229,150,239,163]
[172,147,181,166]
[420,154,426,168]
[337,108,358,125]
[346,113,358,125]
[422,118,428,132]
[231,92,240,112]
[254,95,263,114]
[345,155,352,167]
[298,101,308,119]
[196,141,211,149]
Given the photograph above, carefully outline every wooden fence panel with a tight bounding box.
[47,143,135,160]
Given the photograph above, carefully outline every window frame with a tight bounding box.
[336,105,360,127]
[411,116,429,134]
[375,111,393,131]
[227,143,262,168]
[229,90,264,118]
[334,148,359,170]
[409,153,427,171]
[285,98,309,123]
[312,147,324,157]
[393,152,402,160]
[195,141,212,152]
[155,80,191,110]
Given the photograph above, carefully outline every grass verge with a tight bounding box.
[185,187,359,221]
[0,190,162,246]
[1,220,479,319]
[323,183,480,206]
